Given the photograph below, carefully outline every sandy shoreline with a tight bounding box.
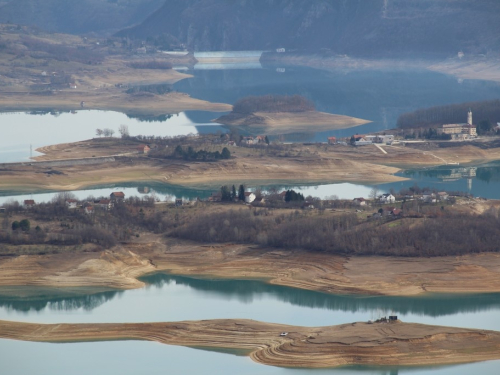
[1,319,499,368]
[215,111,371,134]
[2,242,500,296]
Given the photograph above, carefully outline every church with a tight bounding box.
[438,109,477,139]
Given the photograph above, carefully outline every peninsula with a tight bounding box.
[215,95,370,134]
[1,319,500,368]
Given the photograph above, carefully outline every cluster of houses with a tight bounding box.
[239,136,267,146]
[20,192,126,215]
[350,134,395,146]
[353,191,450,207]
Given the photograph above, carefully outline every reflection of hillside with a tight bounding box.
[0,287,122,312]
[141,273,500,318]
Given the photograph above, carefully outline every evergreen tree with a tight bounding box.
[220,186,231,201]
[231,185,237,200]
[238,185,245,201]
[221,147,231,159]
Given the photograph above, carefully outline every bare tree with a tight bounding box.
[96,129,103,137]
[369,188,379,201]
[118,125,130,138]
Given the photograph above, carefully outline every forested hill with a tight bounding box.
[118,0,500,57]
[0,0,165,34]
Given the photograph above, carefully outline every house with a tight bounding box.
[391,208,403,217]
[0,207,5,213]
[94,199,112,210]
[375,135,395,144]
[84,205,94,215]
[253,197,265,204]
[68,83,77,89]
[244,192,256,203]
[378,194,395,204]
[302,202,315,209]
[328,137,337,145]
[137,145,151,154]
[65,199,78,209]
[353,197,366,206]
[389,315,398,322]
[241,137,257,145]
[24,199,36,209]
[384,206,396,215]
[421,194,437,203]
[352,135,373,146]
[208,192,222,202]
[279,191,287,201]
[437,192,449,201]
[110,192,125,202]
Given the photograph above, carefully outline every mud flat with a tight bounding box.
[1,319,499,368]
[2,243,500,296]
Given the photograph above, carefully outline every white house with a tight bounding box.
[244,192,256,203]
[66,199,78,209]
[378,193,395,204]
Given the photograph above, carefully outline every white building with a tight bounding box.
[66,199,78,209]
[244,192,256,203]
[378,194,395,204]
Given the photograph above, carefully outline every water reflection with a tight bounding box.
[141,273,500,318]
[0,287,121,313]
[178,67,500,140]
[382,161,500,199]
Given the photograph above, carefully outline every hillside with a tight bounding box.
[0,0,165,34]
[119,0,500,57]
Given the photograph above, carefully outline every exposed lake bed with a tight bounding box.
[2,61,500,374]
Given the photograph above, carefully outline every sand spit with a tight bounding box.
[1,319,499,368]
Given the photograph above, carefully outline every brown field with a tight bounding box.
[1,319,500,368]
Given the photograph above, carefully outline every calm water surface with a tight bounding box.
[1,274,500,374]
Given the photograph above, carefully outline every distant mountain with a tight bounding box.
[0,0,165,34]
[118,0,500,57]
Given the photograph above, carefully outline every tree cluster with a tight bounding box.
[232,95,315,114]
[170,145,231,161]
[96,128,115,137]
[172,205,500,257]
[397,99,500,132]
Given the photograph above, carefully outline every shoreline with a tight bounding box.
[2,243,500,296]
[215,111,371,134]
[1,319,499,368]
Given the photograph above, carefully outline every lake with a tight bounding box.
[1,273,500,374]
[1,65,500,374]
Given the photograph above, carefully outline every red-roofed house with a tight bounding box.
[328,137,337,145]
[137,145,151,154]
[110,192,125,202]
[24,200,35,208]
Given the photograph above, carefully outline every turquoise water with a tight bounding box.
[1,274,500,374]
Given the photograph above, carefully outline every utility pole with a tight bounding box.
[30,144,32,159]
